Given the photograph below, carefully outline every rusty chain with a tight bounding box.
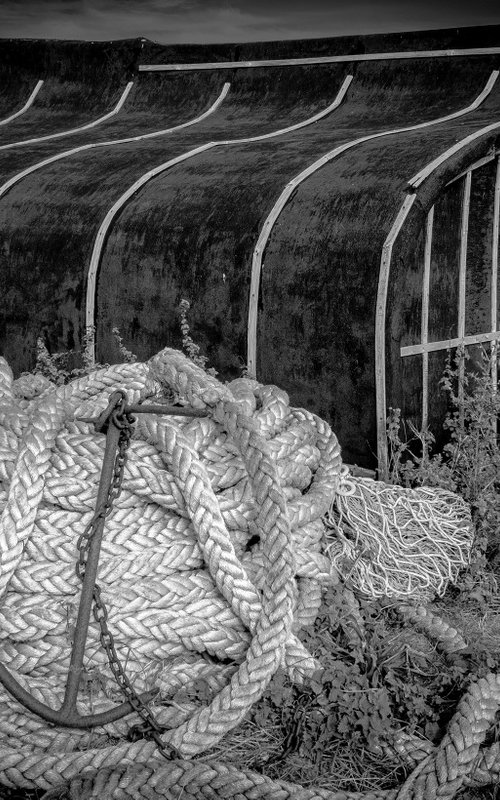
[75,403,177,759]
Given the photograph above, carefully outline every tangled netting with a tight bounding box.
[0,347,499,800]
[325,468,473,600]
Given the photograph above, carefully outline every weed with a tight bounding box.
[178,299,217,377]
[224,581,468,792]
[387,348,500,591]
[26,328,105,385]
[31,336,72,385]
[111,326,138,364]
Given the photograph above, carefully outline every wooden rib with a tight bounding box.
[409,74,500,188]
[85,140,217,343]
[458,173,472,340]
[85,75,353,362]
[492,157,500,392]
[457,172,472,410]
[0,80,44,127]
[247,70,498,379]
[401,330,500,356]
[375,195,417,478]
[0,82,134,151]
[421,206,434,431]
[447,150,499,186]
[0,83,231,200]
[139,47,500,72]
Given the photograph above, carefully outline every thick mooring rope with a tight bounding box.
[0,348,498,799]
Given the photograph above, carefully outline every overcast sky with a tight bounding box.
[2,0,500,43]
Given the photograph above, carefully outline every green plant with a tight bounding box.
[31,336,72,385]
[24,301,219,389]
[178,299,217,376]
[387,347,500,604]
[239,580,475,792]
[111,326,137,364]
[389,349,500,484]
[27,328,104,385]
[244,586,398,790]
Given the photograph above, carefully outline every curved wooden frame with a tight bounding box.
[0,83,231,200]
[0,80,44,127]
[0,82,134,151]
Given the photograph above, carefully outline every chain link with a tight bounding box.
[75,409,177,759]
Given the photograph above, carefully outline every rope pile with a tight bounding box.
[0,347,498,799]
[0,347,341,792]
[325,467,473,600]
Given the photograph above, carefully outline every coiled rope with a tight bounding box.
[0,347,341,792]
[0,348,498,798]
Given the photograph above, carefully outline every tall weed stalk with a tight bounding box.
[387,347,500,588]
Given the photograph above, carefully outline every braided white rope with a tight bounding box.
[0,347,342,791]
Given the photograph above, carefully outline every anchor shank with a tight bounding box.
[61,417,122,718]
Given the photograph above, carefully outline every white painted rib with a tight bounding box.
[85,75,353,361]
[0,80,44,127]
[246,70,499,379]
[458,173,472,342]
[421,206,434,431]
[447,150,499,185]
[492,158,500,392]
[457,171,472,410]
[375,194,417,478]
[139,47,500,72]
[401,330,500,356]
[85,142,214,342]
[0,82,134,151]
[0,82,231,201]
[410,117,500,189]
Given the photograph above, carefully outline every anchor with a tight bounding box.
[0,390,207,730]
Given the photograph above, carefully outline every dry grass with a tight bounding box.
[435,581,500,658]
[192,699,403,794]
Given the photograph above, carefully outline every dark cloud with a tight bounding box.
[1,0,500,42]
